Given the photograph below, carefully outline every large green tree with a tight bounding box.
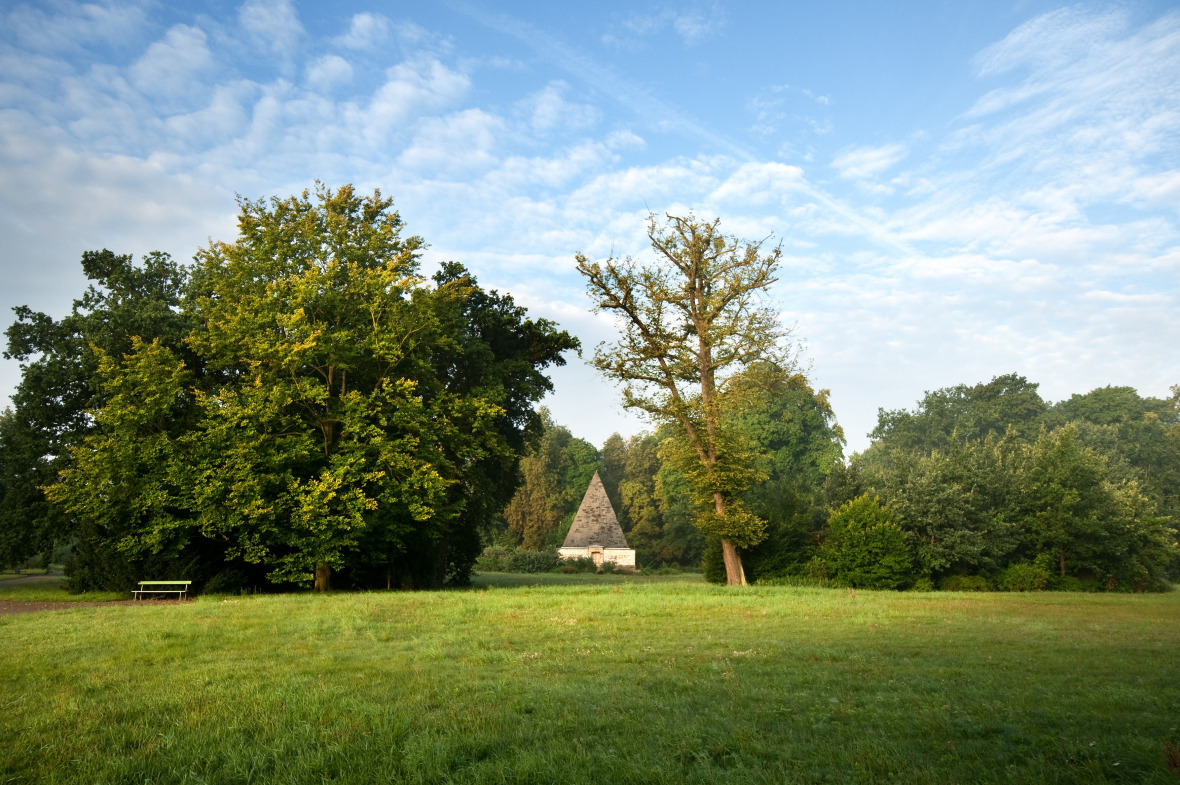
[45,185,577,591]
[576,214,793,585]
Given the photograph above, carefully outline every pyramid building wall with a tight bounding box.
[558,471,636,568]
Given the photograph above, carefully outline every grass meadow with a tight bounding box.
[1,574,1178,784]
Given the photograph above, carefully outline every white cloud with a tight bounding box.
[130,25,215,100]
[523,81,599,134]
[398,109,504,175]
[4,0,149,54]
[238,0,304,58]
[306,55,353,93]
[352,59,470,147]
[709,161,804,205]
[335,12,392,51]
[831,143,908,180]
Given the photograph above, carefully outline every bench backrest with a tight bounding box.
[137,581,192,586]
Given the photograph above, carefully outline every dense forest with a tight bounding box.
[0,188,1176,593]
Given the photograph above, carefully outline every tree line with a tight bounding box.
[492,373,1178,591]
[1,194,1176,593]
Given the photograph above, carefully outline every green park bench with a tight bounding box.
[132,580,192,600]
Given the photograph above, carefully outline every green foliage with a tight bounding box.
[871,373,1048,454]
[1005,425,1176,590]
[701,535,727,584]
[608,430,705,568]
[997,563,1051,592]
[938,575,990,592]
[2,249,192,570]
[474,545,560,574]
[555,556,599,574]
[855,375,1179,592]
[815,495,917,590]
[725,368,846,581]
[738,478,818,582]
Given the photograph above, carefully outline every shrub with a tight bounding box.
[939,575,990,592]
[817,494,918,590]
[911,577,935,592]
[475,546,559,574]
[506,548,560,573]
[701,535,727,584]
[474,545,512,572]
[998,563,1050,592]
[1050,575,1096,592]
[557,557,597,574]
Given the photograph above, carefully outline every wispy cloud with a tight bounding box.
[3,0,149,54]
[603,4,726,47]
[521,81,600,135]
[832,143,908,181]
[747,84,832,138]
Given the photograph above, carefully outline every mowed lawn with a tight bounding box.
[1,576,1178,784]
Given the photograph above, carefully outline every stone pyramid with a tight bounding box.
[562,471,630,549]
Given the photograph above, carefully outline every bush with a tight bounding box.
[557,556,597,574]
[1050,574,1096,592]
[473,545,512,573]
[998,563,1050,592]
[701,535,727,584]
[939,575,990,592]
[506,548,559,573]
[911,577,935,592]
[474,546,560,574]
[817,494,918,590]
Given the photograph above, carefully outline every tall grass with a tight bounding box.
[2,581,1178,783]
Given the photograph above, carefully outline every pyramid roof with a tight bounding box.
[561,471,631,549]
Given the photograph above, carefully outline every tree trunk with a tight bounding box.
[712,491,747,586]
[720,538,747,586]
[314,562,331,592]
[1059,552,1066,577]
[433,536,450,589]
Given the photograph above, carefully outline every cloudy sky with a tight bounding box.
[1,0,1177,453]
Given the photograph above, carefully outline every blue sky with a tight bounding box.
[1,0,1177,453]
